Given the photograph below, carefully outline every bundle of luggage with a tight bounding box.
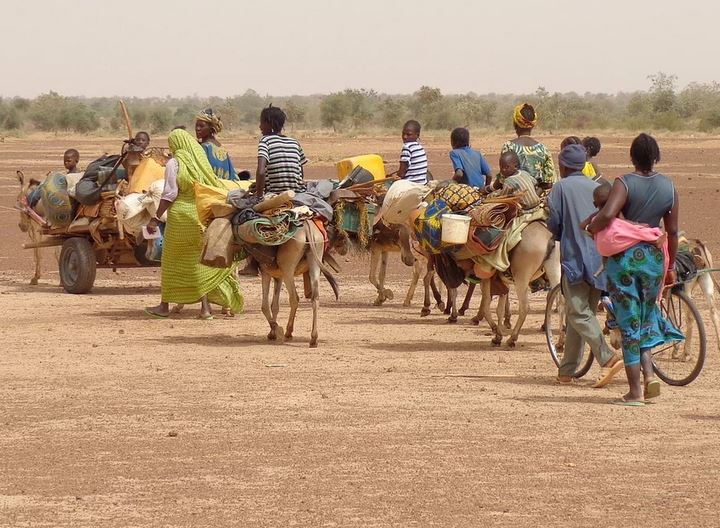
[199,180,337,269]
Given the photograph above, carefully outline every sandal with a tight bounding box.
[611,396,645,407]
[644,379,661,400]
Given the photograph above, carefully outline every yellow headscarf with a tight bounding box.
[513,103,538,129]
[168,128,222,188]
[195,108,223,134]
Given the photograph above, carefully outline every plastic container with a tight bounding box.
[441,213,471,244]
[336,154,386,182]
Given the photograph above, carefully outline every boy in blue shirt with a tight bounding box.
[449,127,491,188]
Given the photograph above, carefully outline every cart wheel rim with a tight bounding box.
[65,248,80,284]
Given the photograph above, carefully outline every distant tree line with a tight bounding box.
[2,73,720,134]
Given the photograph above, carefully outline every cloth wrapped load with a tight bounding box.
[115,179,166,237]
[411,183,482,254]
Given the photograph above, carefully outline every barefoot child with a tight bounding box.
[485,151,541,210]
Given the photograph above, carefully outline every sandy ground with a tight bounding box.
[1,134,720,527]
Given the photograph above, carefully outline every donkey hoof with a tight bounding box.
[504,320,513,330]
[420,307,431,317]
[30,278,38,286]
[458,308,467,316]
[447,316,458,324]
[383,289,394,300]
[267,332,277,341]
[373,297,385,306]
[471,316,480,325]
[402,300,411,307]
[309,338,318,348]
[506,338,517,348]
[284,332,293,340]
[437,302,446,311]
[491,338,502,347]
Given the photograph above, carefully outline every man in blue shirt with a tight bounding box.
[547,144,623,386]
[449,127,492,187]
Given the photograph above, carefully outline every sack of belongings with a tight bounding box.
[430,183,482,212]
[75,155,122,205]
[202,217,235,268]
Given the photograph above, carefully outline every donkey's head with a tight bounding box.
[16,170,42,232]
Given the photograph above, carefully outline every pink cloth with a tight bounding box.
[595,217,669,297]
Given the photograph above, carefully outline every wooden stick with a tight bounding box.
[23,238,65,249]
[119,100,133,140]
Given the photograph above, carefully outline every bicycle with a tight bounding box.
[544,282,706,386]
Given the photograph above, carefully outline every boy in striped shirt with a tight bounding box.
[398,120,429,185]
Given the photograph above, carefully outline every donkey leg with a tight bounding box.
[284,274,299,340]
[480,280,502,345]
[697,274,720,351]
[308,255,322,348]
[369,249,386,306]
[261,273,278,340]
[31,246,40,285]
[378,251,393,301]
[459,283,475,316]
[446,287,458,323]
[429,268,445,311]
[421,268,433,317]
[404,258,422,307]
[501,294,512,329]
[507,282,529,348]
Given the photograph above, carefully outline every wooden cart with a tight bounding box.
[21,191,158,294]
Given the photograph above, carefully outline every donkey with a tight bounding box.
[256,221,338,348]
[16,171,46,285]
[369,222,445,313]
[378,180,560,346]
[684,239,720,351]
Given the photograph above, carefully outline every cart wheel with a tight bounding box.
[59,237,97,294]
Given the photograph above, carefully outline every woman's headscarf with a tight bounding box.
[513,103,537,129]
[195,108,223,134]
[168,128,222,188]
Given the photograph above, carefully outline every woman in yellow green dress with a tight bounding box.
[500,103,556,188]
[144,128,243,319]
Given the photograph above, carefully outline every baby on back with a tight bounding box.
[586,183,667,277]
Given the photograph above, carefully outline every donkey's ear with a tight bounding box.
[16,170,24,185]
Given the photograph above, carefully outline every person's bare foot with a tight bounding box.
[221,307,235,318]
[170,304,184,314]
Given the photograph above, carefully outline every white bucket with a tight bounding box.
[441,213,471,244]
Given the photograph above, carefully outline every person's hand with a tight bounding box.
[146,217,159,234]
[665,268,678,286]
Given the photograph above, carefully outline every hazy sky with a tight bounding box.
[2,0,718,98]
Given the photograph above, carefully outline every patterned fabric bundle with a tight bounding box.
[413,197,451,254]
[160,129,243,313]
[39,172,73,227]
[430,183,482,212]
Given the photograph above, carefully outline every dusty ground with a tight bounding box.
[1,133,719,527]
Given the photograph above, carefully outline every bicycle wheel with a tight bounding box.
[544,284,594,378]
[652,287,706,386]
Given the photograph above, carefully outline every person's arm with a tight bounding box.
[398,145,410,179]
[663,188,680,285]
[449,150,464,183]
[480,155,492,178]
[256,156,267,197]
[587,178,627,234]
[298,143,308,181]
[256,139,269,196]
[147,158,178,232]
[546,185,563,241]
